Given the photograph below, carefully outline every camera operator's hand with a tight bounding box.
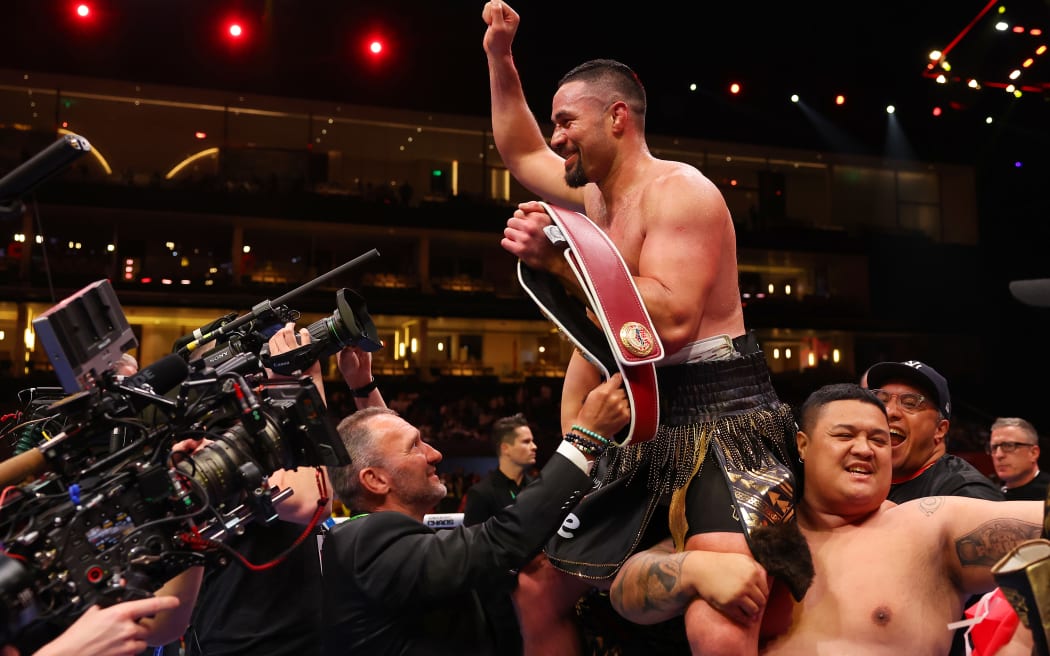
[336,347,371,388]
[170,436,214,456]
[34,595,180,656]
[268,322,326,402]
[338,346,385,409]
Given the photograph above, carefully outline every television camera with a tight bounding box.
[0,253,382,646]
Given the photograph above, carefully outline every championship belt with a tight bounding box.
[517,202,663,446]
[990,539,1050,656]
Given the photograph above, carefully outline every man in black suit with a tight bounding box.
[320,376,631,655]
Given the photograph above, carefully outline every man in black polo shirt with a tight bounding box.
[464,413,538,525]
[461,412,538,654]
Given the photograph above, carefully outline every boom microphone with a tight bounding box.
[0,133,92,204]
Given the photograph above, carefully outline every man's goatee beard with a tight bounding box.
[565,165,587,188]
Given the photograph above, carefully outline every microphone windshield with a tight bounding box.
[127,353,189,396]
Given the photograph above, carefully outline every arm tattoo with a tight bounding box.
[955,519,1041,567]
[611,551,692,616]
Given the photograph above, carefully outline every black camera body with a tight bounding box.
[188,288,381,378]
[260,288,382,376]
[0,280,356,646]
[0,355,349,645]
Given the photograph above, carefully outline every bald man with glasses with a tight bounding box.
[989,416,1050,501]
[862,360,1003,504]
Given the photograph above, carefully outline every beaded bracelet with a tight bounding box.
[563,432,607,457]
[570,424,612,447]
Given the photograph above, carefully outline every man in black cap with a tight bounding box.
[862,360,1002,503]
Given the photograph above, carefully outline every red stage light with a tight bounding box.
[69,3,100,33]
[361,31,392,62]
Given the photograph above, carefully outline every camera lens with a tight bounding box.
[175,422,285,508]
[306,311,354,359]
[302,289,381,358]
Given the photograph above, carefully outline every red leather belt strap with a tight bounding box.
[516,202,663,446]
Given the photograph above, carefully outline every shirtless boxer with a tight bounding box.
[610,383,1042,655]
[483,2,808,654]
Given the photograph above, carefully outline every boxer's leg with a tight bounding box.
[514,553,593,656]
[681,458,762,656]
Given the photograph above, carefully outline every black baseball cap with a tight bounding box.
[864,360,951,419]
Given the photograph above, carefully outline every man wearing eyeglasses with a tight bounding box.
[863,360,1003,504]
[864,361,1006,656]
[989,416,1050,501]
